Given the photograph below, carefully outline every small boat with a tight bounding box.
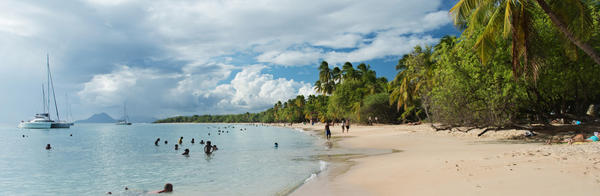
[18,113,53,129]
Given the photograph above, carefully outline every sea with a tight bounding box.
[0,123,326,196]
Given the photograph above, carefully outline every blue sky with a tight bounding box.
[0,0,460,122]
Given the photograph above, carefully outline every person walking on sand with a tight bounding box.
[341,118,346,133]
[346,119,350,133]
[325,121,331,140]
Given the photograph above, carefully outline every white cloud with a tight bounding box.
[324,35,439,64]
[205,65,314,111]
[313,34,363,49]
[256,48,323,66]
[76,64,313,117]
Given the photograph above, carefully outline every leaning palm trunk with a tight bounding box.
[535,0,600,65]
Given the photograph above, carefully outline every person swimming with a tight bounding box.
[200,140,205,144]
[178,137,183,144]
[191,138,195,144]
[204,141,213,154]
[157,183,173,193]
[155,138,160,146]
[164,140,168,144]
[174,144,179,150]
[182,148,189,156]
[274,142,278,148]
[45,144,51,150]
[212,145,218,151]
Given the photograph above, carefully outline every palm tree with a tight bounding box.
[389,45,435,120]
[315,61,334,95]
[450,0,600,80]
[331,67,342,84]
[342,62,358,80]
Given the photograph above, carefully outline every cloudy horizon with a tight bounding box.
[0,0,458,123]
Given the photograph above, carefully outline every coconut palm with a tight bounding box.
[389,45,434,119]
[315,61,335,95]
[450,0,600,80]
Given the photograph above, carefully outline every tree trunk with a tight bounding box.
[535,0,600,65]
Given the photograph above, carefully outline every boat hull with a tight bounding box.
[51,122,72,128]
[18,122,52,129]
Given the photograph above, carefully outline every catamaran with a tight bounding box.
[19,54,73,129]
[116,103,132,125]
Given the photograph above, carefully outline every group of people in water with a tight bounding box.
[154,136,219,156]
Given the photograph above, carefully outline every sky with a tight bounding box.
[0,0,460,123]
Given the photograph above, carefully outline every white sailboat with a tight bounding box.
[116,103,132,125]
[18,84,52,129]
[19,54,72,129]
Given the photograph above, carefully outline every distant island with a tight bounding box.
[77,112,157,123]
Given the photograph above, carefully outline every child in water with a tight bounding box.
[204,141,213,154]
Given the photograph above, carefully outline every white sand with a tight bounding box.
[287,123,600,196]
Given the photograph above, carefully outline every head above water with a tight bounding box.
[163,183,173,192]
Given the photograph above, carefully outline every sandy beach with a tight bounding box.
[286,123,600,196]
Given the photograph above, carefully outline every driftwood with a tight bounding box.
[431,123,541,137]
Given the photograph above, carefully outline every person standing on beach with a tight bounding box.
[346,119,350,133]
[325,121,331,140]
[341,118,346,133]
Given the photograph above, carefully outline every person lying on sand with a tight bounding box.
[546,132,599,145]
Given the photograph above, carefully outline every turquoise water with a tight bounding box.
[0,123,323,195]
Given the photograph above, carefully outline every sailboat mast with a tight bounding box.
[47,55,51,117]
[42,84,46,113]
[47,54,60,121]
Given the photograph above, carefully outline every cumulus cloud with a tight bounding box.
[77,64,313,117]
[205,65,314,111]
[256,48,324,66]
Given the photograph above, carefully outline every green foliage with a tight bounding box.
[359,93,399,124]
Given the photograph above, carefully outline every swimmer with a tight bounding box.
[182,148,189,156]
[178,137,183,144]
[208,133,210,136]
[45,144,51,150]
[191,138,195,144]
[212,145,218,151]
[70,133,72,137]
[155,138,160,146]
[164,140,168,144]
[175,144,179,150]
[200,140,205,144]
[152,183,173,194]
[274,142,278,148]
[22,135,25,138]
[204,141,213,154]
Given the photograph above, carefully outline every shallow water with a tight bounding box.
[0,123,323,196]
